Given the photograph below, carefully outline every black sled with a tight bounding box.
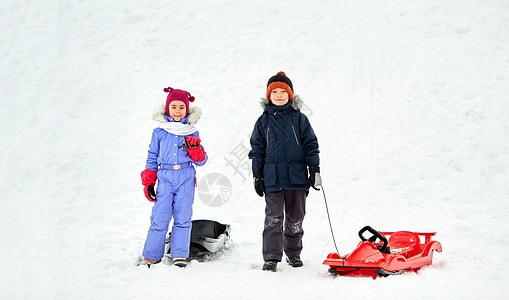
[166,219,231,262]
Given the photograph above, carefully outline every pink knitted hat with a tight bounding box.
[164,87,195,117]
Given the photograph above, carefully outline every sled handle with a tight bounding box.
[359,226,389,253]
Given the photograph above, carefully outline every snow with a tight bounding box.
[1,0,508,299]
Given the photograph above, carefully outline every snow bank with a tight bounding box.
[1,0,508,299]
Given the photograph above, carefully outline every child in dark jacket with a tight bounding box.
[140,87,208,268]
[249,71,321,272]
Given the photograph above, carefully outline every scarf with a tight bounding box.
[158,122,197,136]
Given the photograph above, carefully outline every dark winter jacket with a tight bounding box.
[249,96,319,192]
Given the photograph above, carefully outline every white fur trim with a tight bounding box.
[153,103,167,123]
[187,105,201,125]
[259,95,304,110]
[152,103,201,124]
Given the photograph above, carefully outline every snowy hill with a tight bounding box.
[1,0,508,299]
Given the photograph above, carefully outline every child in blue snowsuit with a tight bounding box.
[140,87,207,268]
[249,72,321,272]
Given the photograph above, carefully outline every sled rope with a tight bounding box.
[320,184,340,256]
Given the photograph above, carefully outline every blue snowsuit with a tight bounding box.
[142,113,207,260]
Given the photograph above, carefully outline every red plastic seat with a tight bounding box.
[388,231,420,258]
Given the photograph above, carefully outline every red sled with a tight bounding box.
[323,226,442,278]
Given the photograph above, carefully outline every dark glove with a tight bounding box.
[308,166,322,189]
[185,135,206,162]
[144,185,157,202]
[141,169,158,202]
[253,170,265,197]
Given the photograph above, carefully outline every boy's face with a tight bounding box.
[169,100,186,122]
[270,88,289,106]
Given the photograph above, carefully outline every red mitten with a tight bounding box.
[185,136,206,162]
[141,169,157,185]
[141,169,157,202]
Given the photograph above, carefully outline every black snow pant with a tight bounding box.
[263,190,307,262]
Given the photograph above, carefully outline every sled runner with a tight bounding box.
[323,226,442,278]
[167,219,231,261]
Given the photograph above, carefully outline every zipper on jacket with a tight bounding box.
[266,127,270,147]
[291,125,300,145]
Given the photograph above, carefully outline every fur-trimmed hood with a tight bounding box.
[259,95,304,111]
[152,103,202,125]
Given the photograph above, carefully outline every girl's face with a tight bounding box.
[270,88,289,106]
[169,100,186,121]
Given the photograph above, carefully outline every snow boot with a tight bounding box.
[172,257,188,268]
[262,260,278,272]
[138,257,161,268]
[286,256,303,267]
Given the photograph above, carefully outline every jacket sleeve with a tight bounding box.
[248,116,266,172]
[145,129,161,171]
[299,113,320,167]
